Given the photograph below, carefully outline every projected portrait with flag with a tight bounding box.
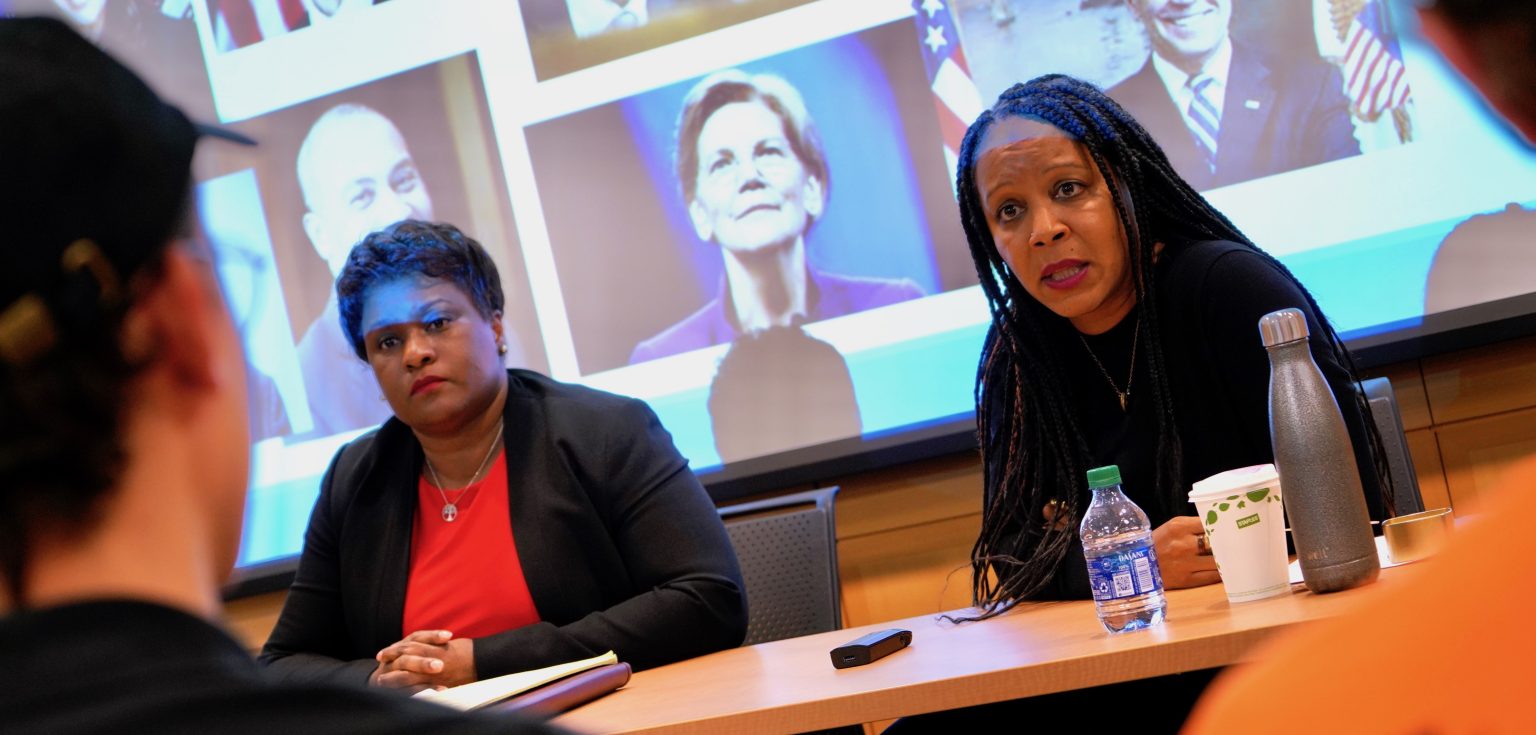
[1314,0,1416,150]
[627,69,930,364]
[525,16,973,375]
[952,0,1416,191]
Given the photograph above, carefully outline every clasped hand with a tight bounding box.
[368,630,477,693]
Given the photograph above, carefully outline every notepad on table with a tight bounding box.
[413,650,619,711]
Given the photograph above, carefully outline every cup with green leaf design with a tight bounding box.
[1189,464,1290,603]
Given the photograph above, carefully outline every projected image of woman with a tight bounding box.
[629,70,926,364]
[260,221,745,689]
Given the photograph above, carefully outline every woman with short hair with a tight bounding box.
[260,220,746,690]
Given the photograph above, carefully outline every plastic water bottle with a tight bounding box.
[1260,308,1379,593]
[1081,465,1166,634]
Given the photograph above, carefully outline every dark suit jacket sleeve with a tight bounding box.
[471,398,747,677]
[1297,62,1360,169]
[257,440,379,687]
[1192,246,1386,522]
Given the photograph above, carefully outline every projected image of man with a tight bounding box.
[629,70,926,364]
[295,103,432,435]
[1108,0,1359,190]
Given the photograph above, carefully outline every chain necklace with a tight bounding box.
[1078,316,1140,412]
[422,422,505,522]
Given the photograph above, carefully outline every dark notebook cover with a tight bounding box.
[487,662,632,718]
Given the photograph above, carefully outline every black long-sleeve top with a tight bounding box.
[993,240,1387,600]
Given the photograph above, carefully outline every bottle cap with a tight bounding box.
[1086,465,1121,489]
[1258,308,1309,347]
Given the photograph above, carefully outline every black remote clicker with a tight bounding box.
[829,628,912,669]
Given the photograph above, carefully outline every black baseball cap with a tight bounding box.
[0,16,252,364]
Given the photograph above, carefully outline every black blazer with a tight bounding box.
[259,370,747,685]
[1107,44,1360,191]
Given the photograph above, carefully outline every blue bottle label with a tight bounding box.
[1086,541,1163,602]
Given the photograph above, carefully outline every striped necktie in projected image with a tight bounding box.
[1186,73,1221,172]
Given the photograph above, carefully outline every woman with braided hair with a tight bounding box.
[887,72,1395,733]
[958,74,1392,611]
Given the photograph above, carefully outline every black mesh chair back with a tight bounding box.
[717,486,842,646]
[1361,377,1426,515]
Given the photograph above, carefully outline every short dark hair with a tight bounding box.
[707,326,861,464]
[674,70,829,209]
[336,220,505,359]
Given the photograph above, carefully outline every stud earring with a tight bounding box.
[498,343,508,355]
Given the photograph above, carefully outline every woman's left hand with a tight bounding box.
[374,630,477,690]
[1152,516,1221,589]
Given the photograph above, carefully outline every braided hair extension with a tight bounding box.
[953,75,1394,619]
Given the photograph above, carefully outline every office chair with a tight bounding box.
[718,487,861,735]
[1360,377,1427,515]
[717,486,843,646]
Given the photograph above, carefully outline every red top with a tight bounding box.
[402,451,541,639]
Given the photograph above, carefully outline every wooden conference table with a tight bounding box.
[557,567,1403,734]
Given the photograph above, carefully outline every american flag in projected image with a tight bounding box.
[910,0,983,189]
[1338,0,1412,121]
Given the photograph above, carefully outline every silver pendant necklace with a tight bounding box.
[423,421,505,522]
[1078,315,1140,412]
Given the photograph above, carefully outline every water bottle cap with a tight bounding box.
[1086,465,1121,489]
[1258,308,1309,347]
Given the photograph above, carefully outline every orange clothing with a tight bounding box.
[1184,457,1536,734]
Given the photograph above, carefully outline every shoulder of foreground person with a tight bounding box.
[1182,456,1536,734]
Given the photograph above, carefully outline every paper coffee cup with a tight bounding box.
[1189,464,1290,603]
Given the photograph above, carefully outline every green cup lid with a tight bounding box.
[1086,465,1121,489]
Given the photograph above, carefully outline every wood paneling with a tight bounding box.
[1404,428,1451,512]
[1364,362,1432,431]
[1435,405,1536,515]
[834,453,981,540]
[222,590,286,653]
[1423,336,1536,424]
[837,514,980,629]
